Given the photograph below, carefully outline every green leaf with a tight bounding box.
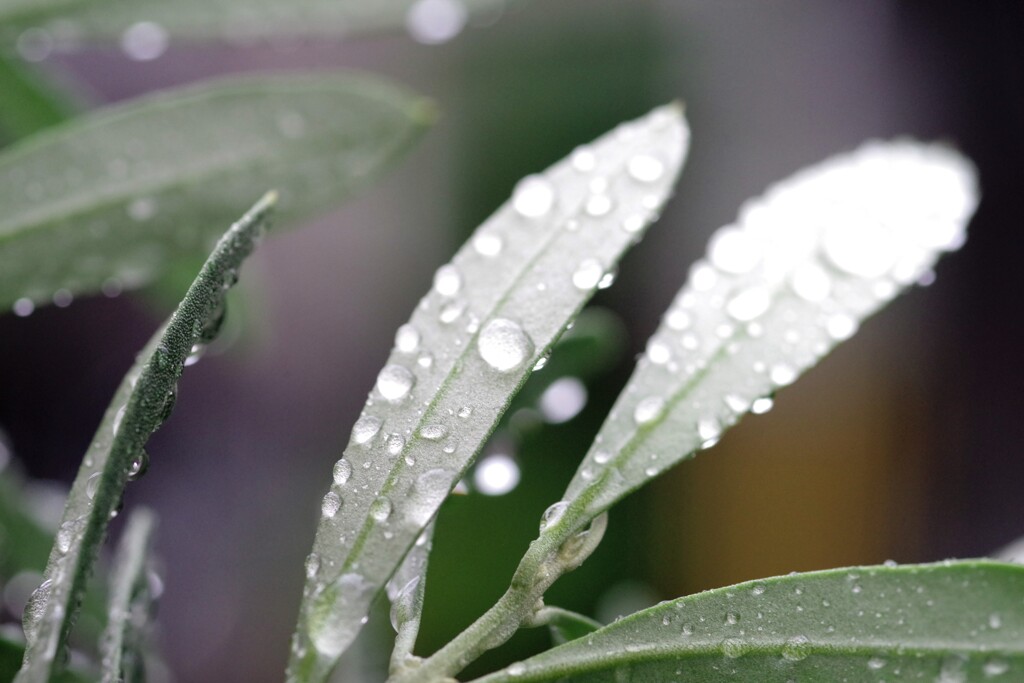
[0,54,78,144]
[551,140,978,540]
[100,507,158,683]
[0,0,521,44]
[524,607,601,646]
[0,71,432,313]
[14,192,276,683]
[289,104,690,682]
[472,561,1024,682]
[0,471,56,579]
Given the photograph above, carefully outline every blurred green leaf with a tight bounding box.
[0,71,432,313]
[472,561,1024,682]
[100,508,158,683]
[0,54,77,145]
[289,105,689,683]
[15,193,275,683]
[0,0,521,43]
[0,474,54,579]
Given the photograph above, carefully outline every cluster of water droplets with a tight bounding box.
[569,140,977,501]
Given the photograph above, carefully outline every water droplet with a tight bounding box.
[572,259,604,290]
[433,265,462,297]
[666,309,692,330]
[387,433,406,456]
[594,450,612,464]
[369,497,393,522]
[983,658,1010,677]
[708,226,761,274]
[405,0,467,44]
[377,365,415,401]
[598,269,617,289]
[474,454,520,496]
[419,424,447,440]
[22,579,52,642]
[867,656,886,670]
[478,318,533,372]
[627,154,665,183]
[751,584,766,596]
[698,418,721,442]
[826,314,858,341]
[781,635,810,661]
[507,662,526,677]
[989,612,1002,629]
[127,197,157,221]
[646,341,671,365]
[56,522,73,553]
[127,450,149,481]
[751,397,773,414]
[321,492,341,518]
[439,300,466,324]
[726,286,771,322]
[305,553,320,579]
[351,416,382,445]
[333,459,352,486]
[473,232,503,257]
[52,289,73,308]
[725,612,739,625]
[770,364,797,387]
[512,175,555,218]
[395,324,420,353]
[457,406,473,418]
[790,263,832,302]
[690,263,718,291]
[407,469,453,525]
[571,147,597,172]
[634,397,666,426]
[86,472,101,500]
[539,501,568,532]
[721,637,745,659]
[585,194,614,217]
[120,21,168,61]
[822,217,897,278]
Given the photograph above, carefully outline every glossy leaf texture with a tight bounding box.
[0,0,521,44]
[556,140,978,532]
[100,508,159,683]
[473,561,1024,682]
[288,104,690,682]
[0,72,432,313]
[14,193,276,683]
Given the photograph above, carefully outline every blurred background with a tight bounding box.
[0,1,1022,681]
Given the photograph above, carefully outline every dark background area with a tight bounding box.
[0,1,1022,681]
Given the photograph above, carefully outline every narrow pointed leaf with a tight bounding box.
[555,141,978,532]
[0,0,523,44]
[100,508,158,683]
[472,561,1024,682]
[15,192,276,683]
[526,607,602,646]
[0,72,431,313]
[289,105,690,681]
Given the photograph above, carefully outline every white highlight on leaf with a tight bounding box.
[564,139,978,516]
[405,0,468,44]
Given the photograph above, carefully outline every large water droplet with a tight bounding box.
[395,324,420,353]
[822,217,898,278]
[127,450,149,481]
[572,259,604,290]
[433,265,462,297]
[369,496,393,522]
[333,459,352,486]
[539,501,569,532]
[790,263,832,302]
[377,365,415,401]
[351,416,382,445]
[419,424,447,441]
[634,397,666,426]
[321,492,341,518]
[85,472,102,500]
[781,635,810,661]
[708,226,761,274]
[627,154,665,183]
[478,319,533,372]
[512,175,555,218]
[22,579,52,643]
[473,232,503,257]
[407,469,452,526]
[725,286,771,322]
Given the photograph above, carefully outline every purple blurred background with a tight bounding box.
[1,1,1022,681]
